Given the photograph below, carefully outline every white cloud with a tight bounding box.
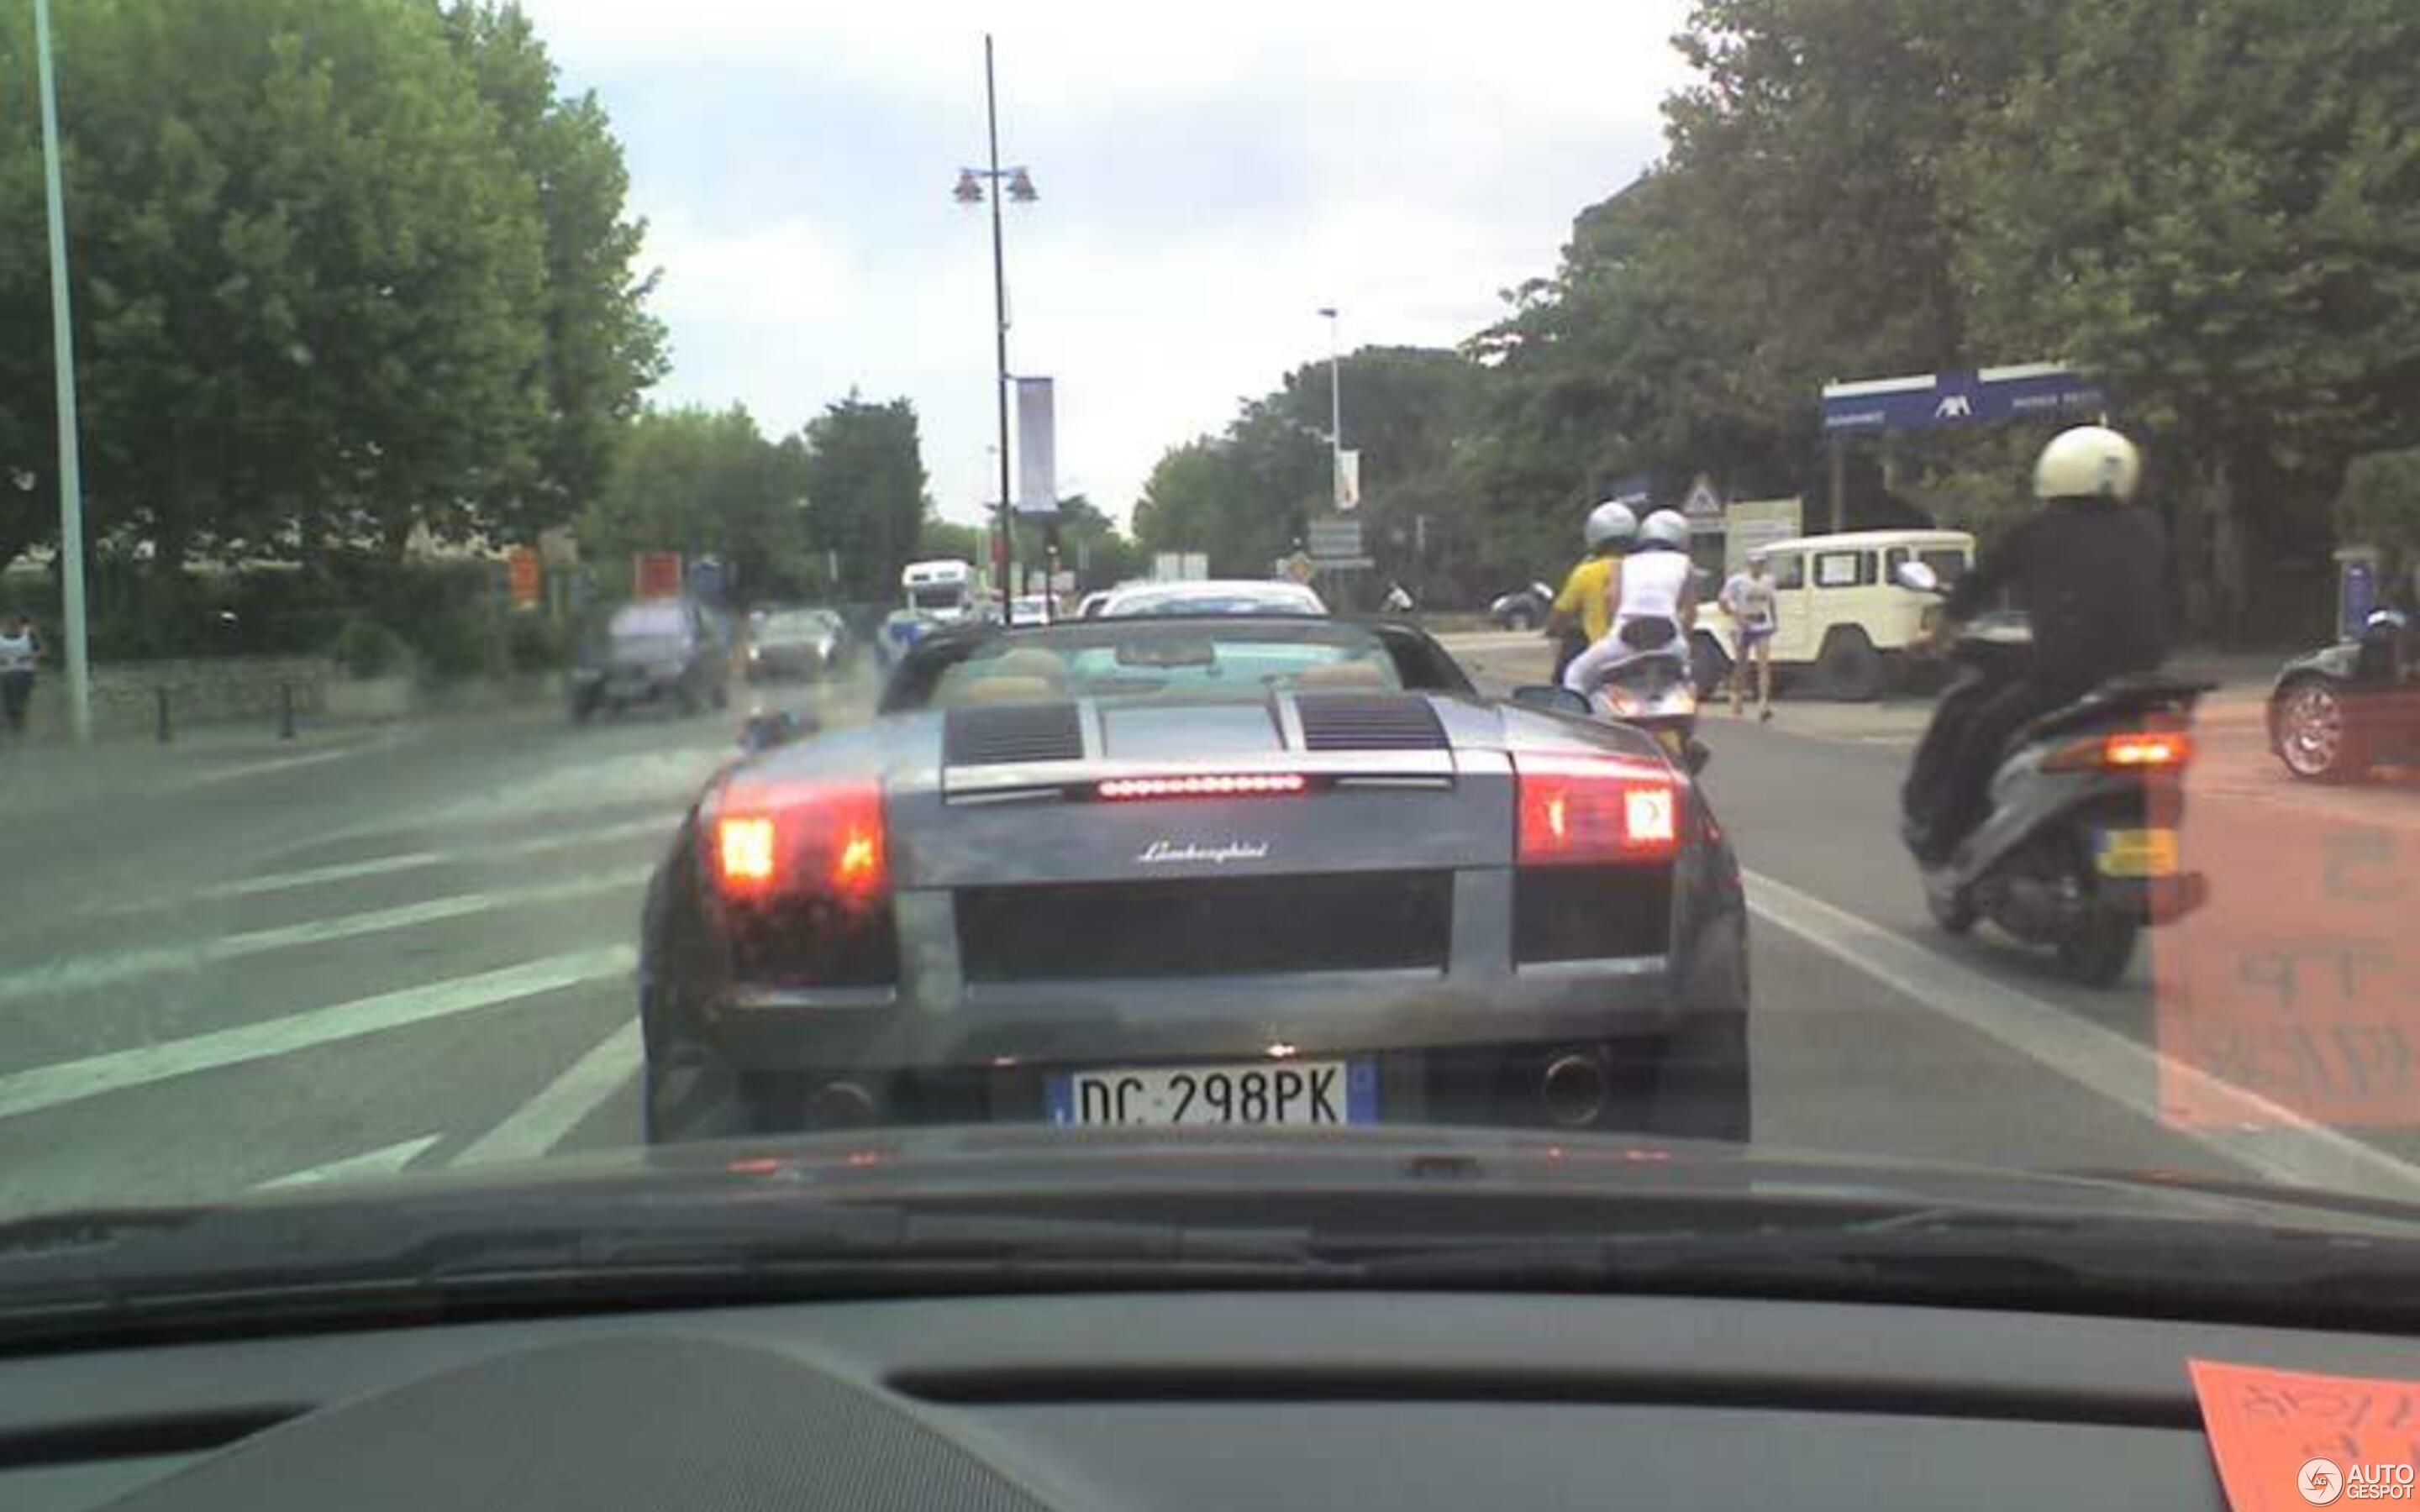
[515,2,1697,528]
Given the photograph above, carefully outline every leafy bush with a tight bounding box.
[332,617,412,679]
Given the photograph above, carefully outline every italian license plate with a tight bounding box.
[1048,1060,1377,1128]
[2096,827,2180,879]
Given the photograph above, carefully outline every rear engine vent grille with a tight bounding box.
[959,873,1451,981]
[1295,694,1447,752]
[1514,865,1673,963]
[944,702,1083,766]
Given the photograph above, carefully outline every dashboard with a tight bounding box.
[5,1288,2408,1510]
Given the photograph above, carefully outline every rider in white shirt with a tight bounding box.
[1562,510,1698,697]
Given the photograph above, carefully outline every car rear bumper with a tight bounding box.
[696,953,1699,1073]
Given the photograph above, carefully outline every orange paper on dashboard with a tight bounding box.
[2191,1358,2420,1510]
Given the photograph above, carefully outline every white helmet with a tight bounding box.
[2033,424,2141,503]
[1639,509,1691,550]
[1583,500,1638,551]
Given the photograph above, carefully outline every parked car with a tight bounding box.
[1490,582,1554,631]
[570,597,732,722]
[2268,607,2419,782]
[1712,529,1975,701]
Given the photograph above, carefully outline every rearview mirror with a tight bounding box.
[1684,739,1712,776]
[1894,561,1941,594]
[1511,684,1591,717]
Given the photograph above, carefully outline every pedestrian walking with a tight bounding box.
[1718,552,1777,720]
[0,613,40,736]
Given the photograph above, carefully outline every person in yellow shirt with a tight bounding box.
[1546,501,1636,681]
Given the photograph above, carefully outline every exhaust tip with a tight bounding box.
[1541,1053,1607,1128]
[804,1081,876,1129]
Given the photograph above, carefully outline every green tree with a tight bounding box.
[581,404,808,599]
[802,395,928,600]
[2336,449,2420,605]
[440,3,666,542]
[1949,0,2420,635]
[0,0,550,577]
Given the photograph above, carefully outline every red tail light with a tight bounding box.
[709,780,887,901]
[2043,731,2191,773]
[1514,753,1681,865]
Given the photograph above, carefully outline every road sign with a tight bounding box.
[1334,449,1361,512]
[633,550,682,598]
[1821,363,2108,434]
[1307,516,1363,560]
[1681,475,1724,529]
[1280,551,1317,585]
[505,547,541,609]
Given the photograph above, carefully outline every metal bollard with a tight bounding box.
[155,686,171,745]
[279,681,295,741]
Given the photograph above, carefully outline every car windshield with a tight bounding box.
[756,611,829,643]
[923,622,1402,707]
[4,0,2417,1344]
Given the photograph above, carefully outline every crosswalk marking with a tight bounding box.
[0,947,634,1121]
[0,866,650,1008]
[260,1135,443,1189]
[197,815,671,901]
[454,1020,643,1167]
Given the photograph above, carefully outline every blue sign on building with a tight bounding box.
[1821,364,2109,434]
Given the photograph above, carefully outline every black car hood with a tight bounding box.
[68,1125,2420,1239]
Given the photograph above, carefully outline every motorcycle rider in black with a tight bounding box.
[1905,425,2171,864]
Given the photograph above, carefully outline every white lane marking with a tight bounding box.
[186,746,371,787]
[453,1020,642,1167]
[260,1134,443,1190]
[197,815,670,901]
[1744,869,2420,1203]
[0,866,650,1007]
[0,947,634,1121]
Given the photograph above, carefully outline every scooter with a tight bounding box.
[1592,649,1700,761]
[1894,561,2210,986]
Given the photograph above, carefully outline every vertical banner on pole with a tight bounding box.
[1015,377,1057,519]
[1335,449,1361,512]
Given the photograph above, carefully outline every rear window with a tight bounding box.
[1813,550,1874,588]
[610,602,687,638]
[923,627,1402,708]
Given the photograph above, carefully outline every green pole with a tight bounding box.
[34,0,91,743]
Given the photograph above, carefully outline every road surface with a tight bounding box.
[1,632,2415,1221]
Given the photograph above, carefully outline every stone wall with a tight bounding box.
[23,656,334,739]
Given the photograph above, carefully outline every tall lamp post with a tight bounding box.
[955,35,1037,604]
[34,0,90,743]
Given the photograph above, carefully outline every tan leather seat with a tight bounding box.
[1292,660,1391,691]
[946,675,1062,706]
[991,648,1071,685]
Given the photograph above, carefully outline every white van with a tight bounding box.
[1743,529,1975,698]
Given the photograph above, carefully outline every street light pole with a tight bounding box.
[1318,306,1342,509]
[34,0,89,743]
[984,34,1013,601]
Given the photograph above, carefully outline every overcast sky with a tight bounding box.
[512,3,1697,527]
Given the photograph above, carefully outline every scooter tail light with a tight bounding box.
[1514,752,1683,865]
[2043,731,2192,773]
